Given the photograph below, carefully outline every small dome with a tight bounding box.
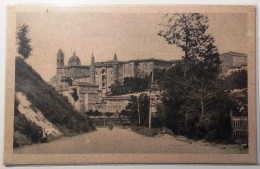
[68,52,81,66]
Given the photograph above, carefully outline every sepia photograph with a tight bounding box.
[4,5,256,164]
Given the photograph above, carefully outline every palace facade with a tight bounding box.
[219,51,247,75]
[50,49,178,113]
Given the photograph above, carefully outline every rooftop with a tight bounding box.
[94,58,179,67]
[221,51,247,58]
[57,65,90,69]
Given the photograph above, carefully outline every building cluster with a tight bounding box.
[50,50,247,114]
[50,49,177,113]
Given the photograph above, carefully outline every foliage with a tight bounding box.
[104,112,114,118]
[14,104,42,148]
[16,24,33,59]
[125,96,138,125]
[120,110,129,117]
[85,110,102,118]
[71,88,79,105]
[156,13,235,141]
[224,70,247,89]
[131,126,174,137]
[125,94,150,126]
[131,126,158,137]
[230,89,248,117]
[138,93,150,126]
[14,57,95,148]
[110,76,151,95]
[154,64,233,140]
[158,13,220,78]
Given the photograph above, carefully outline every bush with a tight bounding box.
[131,126,173,137]
[14,109,43,145]
[13,131,32,148]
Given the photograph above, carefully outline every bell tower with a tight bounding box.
[57,49,64,75]
[57,49,64,68]
[113,53,118,82]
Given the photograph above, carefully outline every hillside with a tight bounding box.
[14,57,95,148]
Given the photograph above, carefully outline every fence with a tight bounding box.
[231,115,248,144]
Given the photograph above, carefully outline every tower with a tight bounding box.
[57,49,64,68]
[90,52,96,84]
[113,53,118,82]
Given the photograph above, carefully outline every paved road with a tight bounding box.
[14,127,247,154]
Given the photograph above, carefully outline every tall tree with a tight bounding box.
[138,93,150,127]
[126,96,138,124]
[158,13,219,78]
[16,24,33,60]
[156,13,232,140]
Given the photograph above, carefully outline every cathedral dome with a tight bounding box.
[68,52,81,66]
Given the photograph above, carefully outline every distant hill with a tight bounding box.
[14,57,95,148]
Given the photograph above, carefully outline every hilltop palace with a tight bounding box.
[50,50,178,113]
[50,50,247,114]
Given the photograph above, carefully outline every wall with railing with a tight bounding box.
[231,114,248,144]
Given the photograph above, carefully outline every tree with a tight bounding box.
[120,110,129,118]
[109,81,124,95]
[109,76,151,96]
[71,88,79,106]
[85,110,102,119]
[158,13,220,78]
[125,94,150,126]
[104,112,114,119]
[138,93,150,127]
[16,24,32,59]
[126,96,138,124]
[156,13,231,139]
[94,110,102,118]
[156,66,232,140]
[85,110,94,116]
[225,70,247,89]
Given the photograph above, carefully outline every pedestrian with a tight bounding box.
[41,128,48,143]
[108,121,113,131]
[110,123,113,131]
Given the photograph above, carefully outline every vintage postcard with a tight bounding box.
[4,5,256,164]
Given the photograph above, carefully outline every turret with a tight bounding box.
[113,53,117,63]
[113,53,118,81]
[90,52,96,84]
[57,49,64,68]
[91,52,95,65]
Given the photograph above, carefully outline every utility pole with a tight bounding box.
[149,65,154,129]
[149,95,152,129]
[138,97,140,125]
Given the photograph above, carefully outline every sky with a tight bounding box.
[16,11,247,81]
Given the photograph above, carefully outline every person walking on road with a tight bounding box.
[108,121,113,131]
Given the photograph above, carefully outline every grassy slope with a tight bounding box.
[14,57,95,147]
